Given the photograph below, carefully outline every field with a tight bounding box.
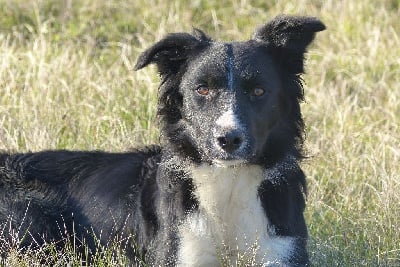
[0,0,399,266]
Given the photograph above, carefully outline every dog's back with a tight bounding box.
[0,147,161,256]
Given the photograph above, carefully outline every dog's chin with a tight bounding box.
[202,144,257,167]
[211,159,247,168]
[209,152,254,167]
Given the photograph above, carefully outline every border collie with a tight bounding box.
[0,15,325,266]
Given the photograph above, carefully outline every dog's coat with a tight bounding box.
[0,15,325,266]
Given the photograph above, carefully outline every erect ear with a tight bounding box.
[134,29,211,76]
[252,15,325,74]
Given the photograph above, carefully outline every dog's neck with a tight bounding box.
[189,163,265,221]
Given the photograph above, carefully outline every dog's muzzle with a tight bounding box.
[216,129,244,154]
[212,109,251,161]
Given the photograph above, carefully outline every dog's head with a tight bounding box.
[135,15,325,166]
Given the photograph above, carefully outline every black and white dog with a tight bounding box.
[0,15,325,266]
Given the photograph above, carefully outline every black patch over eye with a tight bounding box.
[196,86,210,96]
[252,88,265,97]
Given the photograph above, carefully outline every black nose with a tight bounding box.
[217,131,244,153]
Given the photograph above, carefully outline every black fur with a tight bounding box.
[0,15,325,266]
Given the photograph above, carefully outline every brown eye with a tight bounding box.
[196,86,210,96]
[252,88,265,97]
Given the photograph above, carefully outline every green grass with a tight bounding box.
[0,0,399,266]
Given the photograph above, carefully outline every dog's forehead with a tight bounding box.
[188,41,274,76]
[229,41,270,62]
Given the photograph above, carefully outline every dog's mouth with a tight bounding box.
[204,139,257,166]
[211,159,247,167]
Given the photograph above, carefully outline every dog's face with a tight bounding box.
[135,15,325,165]
[179,42,282,164]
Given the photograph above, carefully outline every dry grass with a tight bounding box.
[0,0,399,266]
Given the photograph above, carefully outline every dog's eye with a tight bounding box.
[252,88,265,97]
[196,86,210,96]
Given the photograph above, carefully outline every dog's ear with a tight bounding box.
[252,15,325,74]
[134,29,211,76]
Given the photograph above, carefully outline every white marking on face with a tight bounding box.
[216,108,239,129]
[214,108,249,156]
[227,51,234,91]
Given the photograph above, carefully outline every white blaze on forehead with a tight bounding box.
[227,45,235,91]
[216,108,240,129]
[227,51,234,91]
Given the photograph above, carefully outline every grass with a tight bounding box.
[0,224,133,266]
[0,0,399,266]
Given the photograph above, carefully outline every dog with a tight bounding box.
[0,15,325,266]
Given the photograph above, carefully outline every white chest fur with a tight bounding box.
[177,164,294,266]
